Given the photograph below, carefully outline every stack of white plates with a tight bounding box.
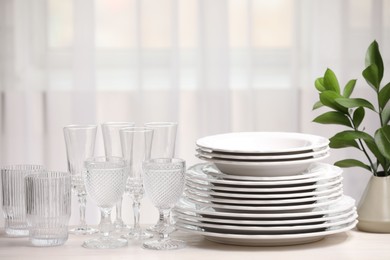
[174,132,357,246]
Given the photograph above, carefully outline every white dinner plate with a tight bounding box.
[197,147,330,161]
[186,176,343,193]
[196,132,329,154]
[186,163,342,186]
[197,153,330,176]
[190,163,328,181]
[175,220,357,246]
[173,206,356,226]
[174,196,355,219]
[184,189,343,206]
[175,213,357,235]
[185,183,343,199]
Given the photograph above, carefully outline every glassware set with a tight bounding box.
[1,121,186,250]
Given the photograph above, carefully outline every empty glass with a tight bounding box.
[1,164,45,237]
[82,156,128,249]
[102,122,135,230]
[144,122,178,232]
[25,171,71,247]
[142,158,186,250]
[63,124,98,235]
[120,127,153,240]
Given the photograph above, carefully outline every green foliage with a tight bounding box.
[313,40,390,176]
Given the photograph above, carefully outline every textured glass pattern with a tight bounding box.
[1,165,45,237]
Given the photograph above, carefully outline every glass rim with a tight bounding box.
[144,122,178,127]
[25,171,70,180]
[120,126,154,133]
[102,122,135,126]
[1,164,45,171]
[63,124,97,130]
[144,158,185,165]
[84,156,126,168]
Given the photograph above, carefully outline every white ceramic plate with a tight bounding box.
[185,194,342,213]
[184,189,343,205]
[186,176,343,193]
[175,213,357,235]
[197,153,330,176]
[190,163,328,181]
[196,132,330,154]
[174,196,355,219]
[185,183,343,199]
[186,163,342,186]
[173,206,356,226]
[197,147,330,160]
[175,221,357,246]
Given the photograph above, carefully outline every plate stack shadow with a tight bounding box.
[173,132,357,246]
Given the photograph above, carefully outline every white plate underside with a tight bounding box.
[175,221,357,246]
[196,132,330,154]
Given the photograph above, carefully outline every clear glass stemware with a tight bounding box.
[102,122,135,230]
[82,156,128,249]
[120,127,153,240]
[63,124,98,235]
[142,158,186,250]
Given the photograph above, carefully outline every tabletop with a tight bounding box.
[1,228,390,260]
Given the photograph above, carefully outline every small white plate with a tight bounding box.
[197,153,330,176]
[197,147,330,160]
[185,189,343,206]
[174,195,356,219]
[186,163,342,186]
[185,183,343,199]
[174,206,356,226]
[175,220,357,246]
[175,213,357,234]
[196,132,330,154]
[186,176,343,193]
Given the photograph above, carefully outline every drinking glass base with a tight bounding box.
[69,226,98,235]
[5,227,29,237]
[121,228,153,240]
[30,236,68,247]
[147,223,176,234]
[82,237,128,249]
[143,238,185,250]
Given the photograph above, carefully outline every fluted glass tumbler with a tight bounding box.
[144,122,178,232]
[63,124,98,235]
[102,122,135,230]
[25,172,71,247]
[1,165,45,237]
[83,156,128,249]
[142,158,186,250]
[120,127,153,240]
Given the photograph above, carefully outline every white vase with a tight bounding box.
[357,175,390,233]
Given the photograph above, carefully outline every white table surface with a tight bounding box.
[1,228,390,260]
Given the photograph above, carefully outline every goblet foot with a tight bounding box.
[69,226,98,235]
[121,227,153,240]
[147,222,176,234]
[143,238,185,250]
[82,236,128,249]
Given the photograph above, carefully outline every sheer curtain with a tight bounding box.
[0,0,389,225]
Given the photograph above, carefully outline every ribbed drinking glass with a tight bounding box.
[25,171,71,247]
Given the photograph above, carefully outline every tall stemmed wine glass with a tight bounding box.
[102,122,135,230]
[83,156,128,249]
[144,122,178,232]
[63,125,98,235]
[142,158,186,250]
[120,127,153,240]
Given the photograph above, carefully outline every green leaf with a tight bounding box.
[329,137,360,149]
[365,40,384,85]
[382,103,390,125]
[323,69,340,93]
[353,107,365,129]
[313,111,352,127]
[312,100,323,110]
[343,79,356,98]
[315,77,326,92]
[375,126,390,160]
[335,97,376,111]
[362,64,380,90]
[319,91,348,114]
[334,159,371,172]
[379,82,390,109]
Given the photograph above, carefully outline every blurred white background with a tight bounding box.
[0,0,389,226]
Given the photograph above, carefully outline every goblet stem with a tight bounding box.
[132,200,141,235]
[113,197,124,227]
[159,209,171,238]
[100,209,113,238]
[78,193,87,228]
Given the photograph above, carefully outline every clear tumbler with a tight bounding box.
[1,165,45,237]
[25,171,71,247]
